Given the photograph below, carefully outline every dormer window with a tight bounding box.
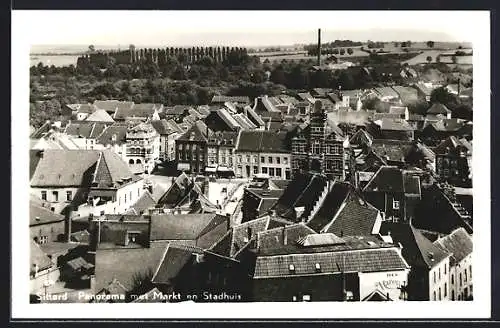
[315,263,321,272]
[289,264,295,273]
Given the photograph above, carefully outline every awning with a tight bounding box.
[205,166,217,173]
[217,166,232,172]
[177,163,191,171]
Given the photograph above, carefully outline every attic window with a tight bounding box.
[35,216,40,221]
[289,264,295,273]
[428,252,434,261]
[315,263,321,272]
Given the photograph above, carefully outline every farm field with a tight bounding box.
[30,55,80,67]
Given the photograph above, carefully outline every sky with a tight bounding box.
[15,10,484,48]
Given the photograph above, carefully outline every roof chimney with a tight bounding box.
[282,227,288,245]
[317,28,321,66]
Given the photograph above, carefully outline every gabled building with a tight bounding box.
[426,103,452,120]
[93,100,134,117]
[270,172,330,223]
[175,121,211,174]
[252,228,410,302]
[368,118,415,141]
[204,108,242,132]
[113,103,162,122]
[362,166,422,222]
[94,123,129,161]
[291,101,348,180]
[30,149,144,218]
[64,121,111,150]
[241,188,284,223]
[413,183,473,235]
[433,228,473,301]
[206,131,238,177]
[380,222,451,301]
[85,109,115,123]
[30,200,67,244]
[434,136,472,186]
[156,172,218,213]
[151,119,182,162]
[235,130,291,179]
[306,182,382,237]
[125,122,160,174]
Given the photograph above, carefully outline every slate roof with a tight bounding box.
[370,139,414,163]
[151,244,194,284]
[389,106,407,116]
[233,113,257,130]
[94,100,134,113]
[215,108,242,130]
[427,103,451,115]
[74,103,96,114]
[374,87,400,99]
[65,122,109,139]
[433,227,473,266]
[272,173,328,222]
[92,150,142,188]
[30,150,99,187]
[150,120,176,135]
[113,103,159,120]
[176,121,210,142]
[254,246,408,278]
[321,192,380,237]
[256,223,317,255]
[211,95,250,104]
[237,130,289,153]
[375,118,414,131]
[430,119,465,132]
[30,121,52,139]
[30,201,65,226]
[94,241,170,292]
[380,222,450,269]
[392,86,418,104]
[253,96,280,113]
[95,124,128,146]
[30,149,139,188]
[363,166,421,196]
[85,109,115,123]
[30,240,53,274]
[245,106,266,127]
[126,191,156,215]
[149,213,219,241]
[349,129,373,147]
[434,136,471,155]
[307,182,351,232]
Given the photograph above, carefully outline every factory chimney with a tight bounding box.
[317,28,321,66]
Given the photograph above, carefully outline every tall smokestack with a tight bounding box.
[317,28,321,66]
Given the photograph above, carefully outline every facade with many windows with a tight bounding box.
[235,130,291,179]
[291,101,347,181]
[125,122,160,174]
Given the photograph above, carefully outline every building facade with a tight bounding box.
[125,122,160,174]
[291,101,348,181]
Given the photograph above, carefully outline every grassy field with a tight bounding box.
[30,55,79,67]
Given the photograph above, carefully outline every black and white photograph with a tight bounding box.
[11,10,491,319]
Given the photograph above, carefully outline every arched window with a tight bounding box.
[129,159,134,164]
[136,159,142,164]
